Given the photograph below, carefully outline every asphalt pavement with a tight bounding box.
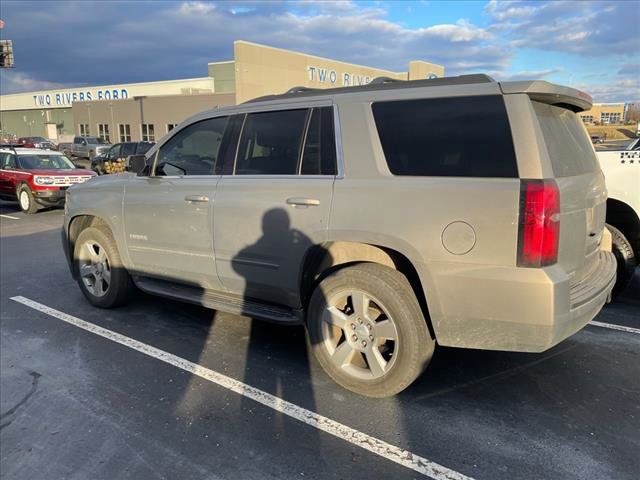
[1,202,639,480]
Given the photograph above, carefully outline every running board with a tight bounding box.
[133,276,303,325]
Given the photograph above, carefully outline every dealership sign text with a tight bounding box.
[33,89,130,107]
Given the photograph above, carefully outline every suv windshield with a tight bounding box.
[18,154,76,170]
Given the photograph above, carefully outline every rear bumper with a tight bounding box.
[425,250,616,352]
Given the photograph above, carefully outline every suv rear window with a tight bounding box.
[532,102,600,177]
[372,95,518,178]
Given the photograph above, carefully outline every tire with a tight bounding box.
[307,263,434,397]
[607,223,636,299]
[74,226,133,308]
[18,185,39,214]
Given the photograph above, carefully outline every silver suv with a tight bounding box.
[62,75,616,397]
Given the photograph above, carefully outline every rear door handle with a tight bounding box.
[184,194,210,203]
[286,197,320,207]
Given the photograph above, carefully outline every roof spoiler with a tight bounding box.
[499,80,592,112]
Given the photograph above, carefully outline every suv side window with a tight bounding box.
[155,116,229,176]
[0,153,16,169]
[301,107,337,175]
[372,96,518,178]
[235,109,308,175]
[107,145,121,160]
[121,143,136,157]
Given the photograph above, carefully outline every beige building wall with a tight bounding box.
[579,103,625,124]
[233,41,444,103]
[72,92,235,143]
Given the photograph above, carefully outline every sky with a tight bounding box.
[0,0,638,102]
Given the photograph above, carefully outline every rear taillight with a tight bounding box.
[518,179,560,267]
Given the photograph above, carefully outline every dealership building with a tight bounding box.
[579,103,626,125]
[0,41,444,143]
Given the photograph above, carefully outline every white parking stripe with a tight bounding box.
[590,320,640,335]
[10,295,472,480]
[0,214,20,219]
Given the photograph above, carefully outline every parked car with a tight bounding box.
[590,134,605,144]
[68,136,111,160]
[597,137,640,297]
[0,148,95,213]
[91,141,155,174]
[62,75,616,397]
[17,136,56,150]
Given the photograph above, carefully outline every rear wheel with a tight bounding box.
[607,223,636,299]
[307,263,434,397]
[74,226,133,308]
[18,185,39,214]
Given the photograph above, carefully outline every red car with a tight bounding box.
[0,148,96,213]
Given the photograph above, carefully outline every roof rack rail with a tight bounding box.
[370,76,403,85]
[285,86,318,94]
[242,73,497,104]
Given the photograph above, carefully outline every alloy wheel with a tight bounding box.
[78,240,111,297]
[321,290,399,380]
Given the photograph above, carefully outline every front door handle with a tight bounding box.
[286,197,320,207]
[184,194,210,203]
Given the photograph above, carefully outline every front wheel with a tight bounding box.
[307,263,434,397]
[74,226,133,308]
[18,185,39,214]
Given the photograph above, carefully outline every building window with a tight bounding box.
[167,123,178,133]
[119,124,131,142]
[581,115,594,124]
[97,124,110,143]
[600,112,622,124]
[142,124,155,142]
[79,124,90,136]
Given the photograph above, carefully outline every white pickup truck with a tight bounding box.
[598,137,640,297]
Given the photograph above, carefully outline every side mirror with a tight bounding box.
[128,154,148,174]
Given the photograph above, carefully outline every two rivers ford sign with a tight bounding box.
[33,89,129,107]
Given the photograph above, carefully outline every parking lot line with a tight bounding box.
[10,295,473,480]
[0,214,20,220]
[590,320,640,335]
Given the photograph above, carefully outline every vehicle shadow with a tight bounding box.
[0,199,20,214]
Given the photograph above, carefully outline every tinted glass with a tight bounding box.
[533,102,600,177]
[107,145,121,159]
[301,107,337,175]
[372,96,518,177]
[0,153,16,168]
[236,109,308,175]
[155,117,229,176]
[136,142,153,155]
[121,143,136,156]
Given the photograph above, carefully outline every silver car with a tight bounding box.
[62,75,616,397]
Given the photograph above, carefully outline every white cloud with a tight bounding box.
[485,0,539,21]
[179,2,216,15]
[0,71,68,94]
[422,19,493,42]
[486,1,639,56]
